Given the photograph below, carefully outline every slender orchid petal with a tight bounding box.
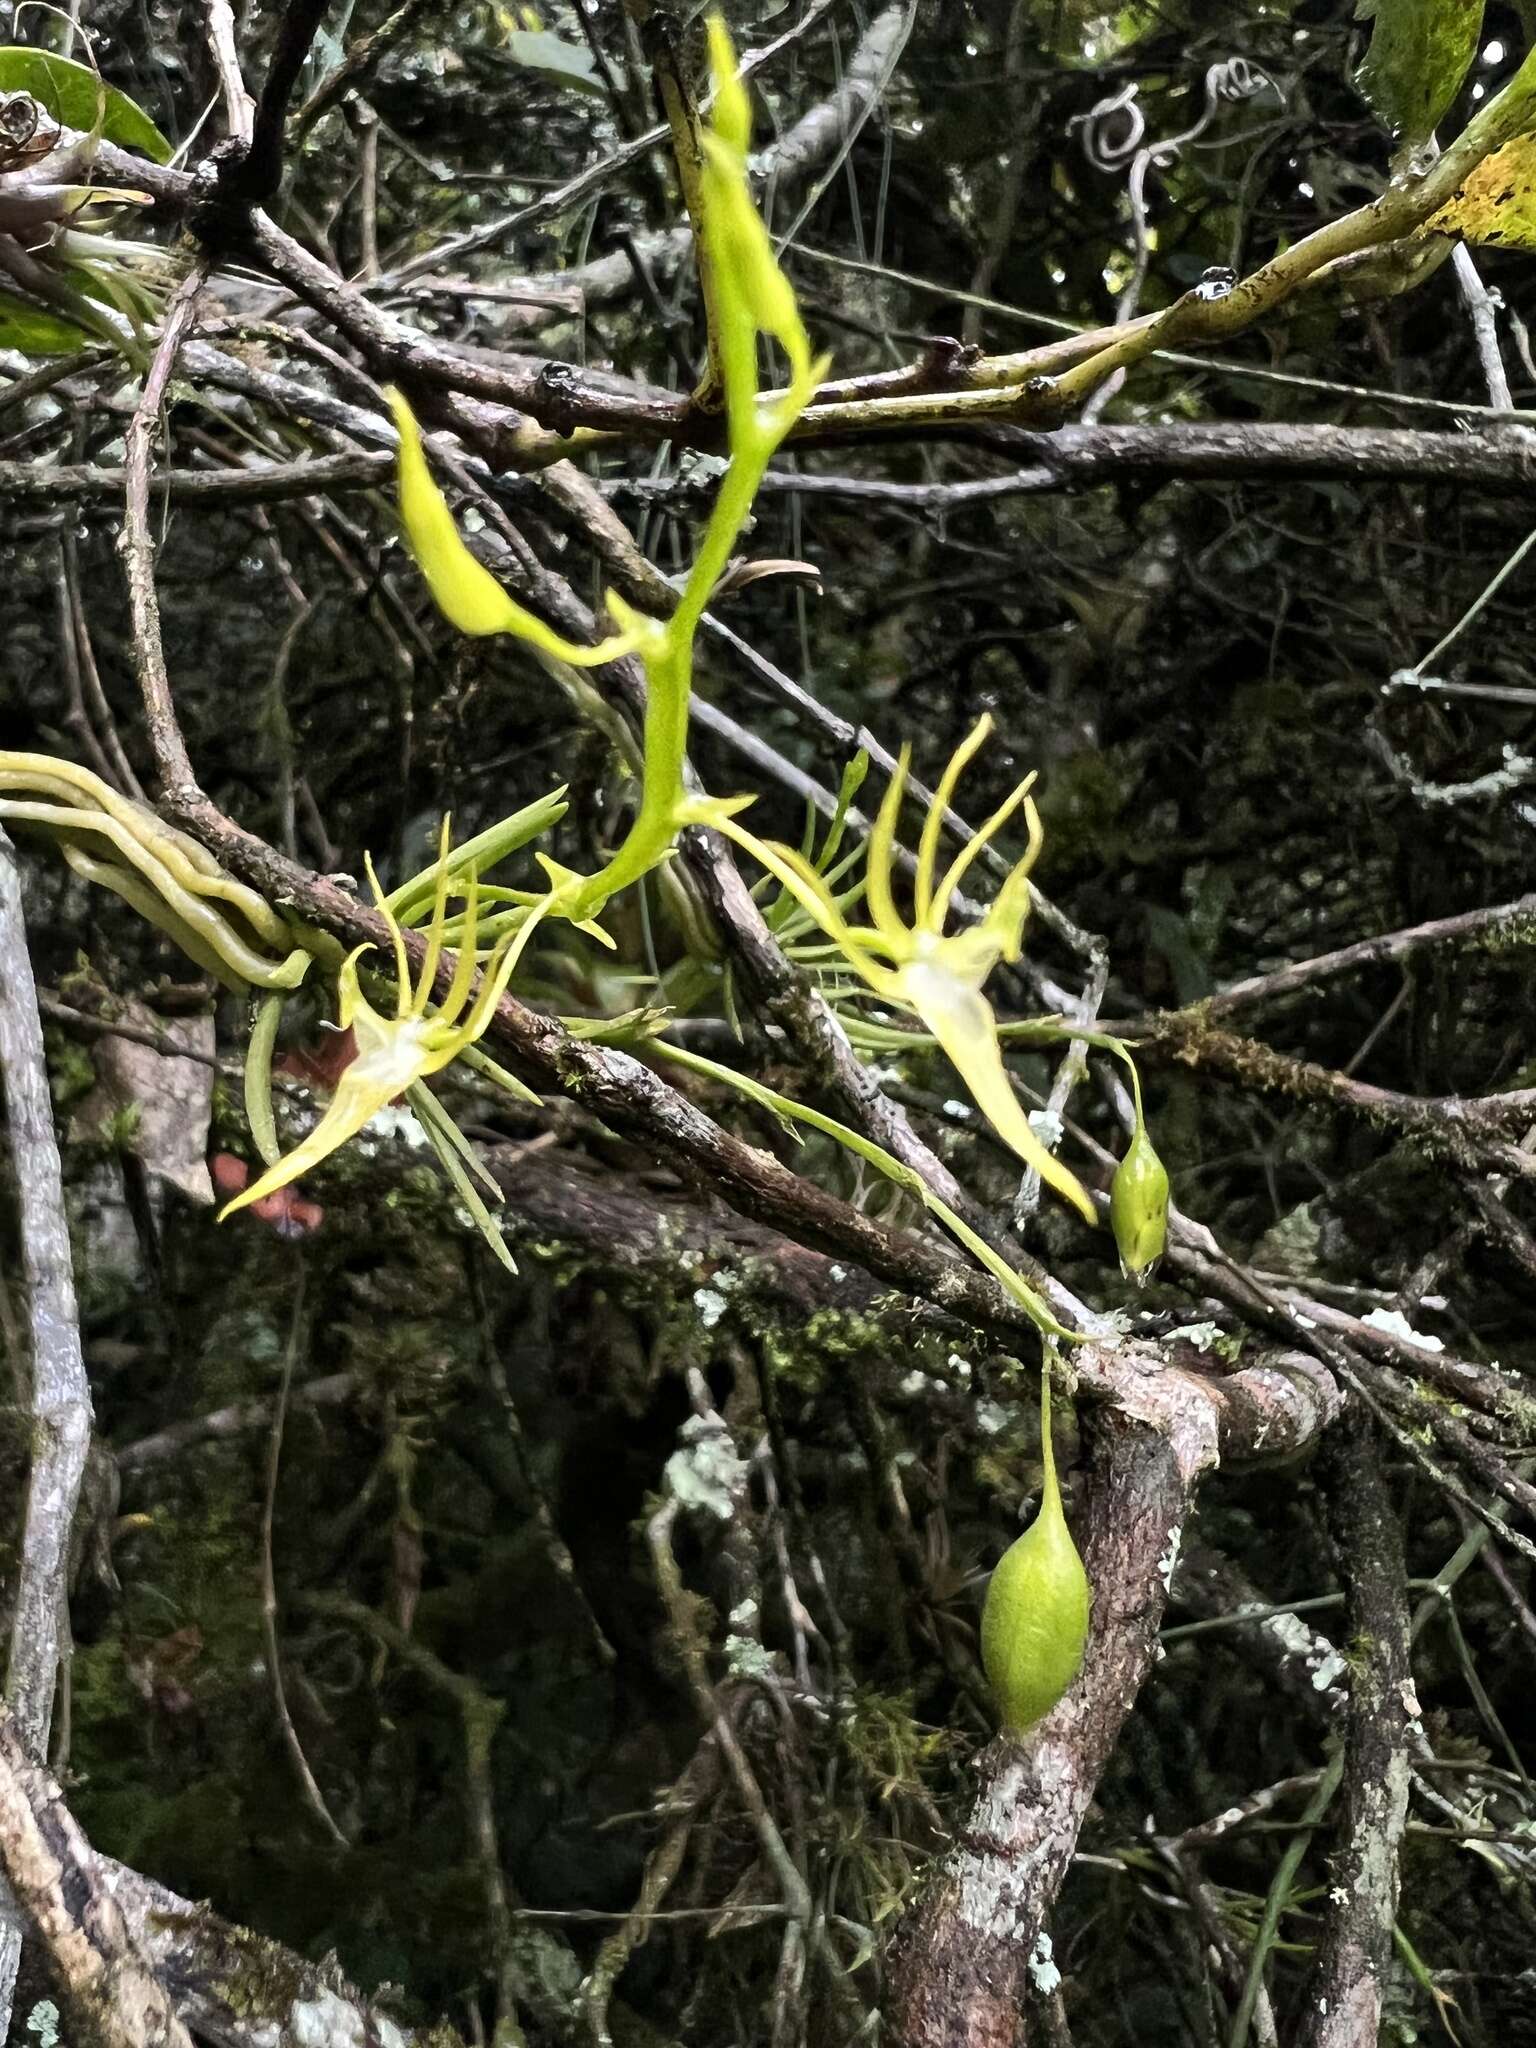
[456,895,554,1047]
[863,751,910,948]
[221,1008,436,1215]
[716,820,895,988]
[723,717,1099,1228]
[915,716,992,925]
[929,775,1039,940]
[976,807,1044,963]
[411,817,455,1017]
[333,947,369,1032]
[438,863,482,1018]
[364,852,413,1014]
[221,818,561,1226]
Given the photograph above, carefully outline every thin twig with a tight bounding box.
[1110,890,1536,1027]
[230,0,336,205]
[3,449,390,506]
[295,0,443,138]
[118,262,212,795]
[258,1276,349,1850]
[1451,240,1512,410]
[203,0,256,144]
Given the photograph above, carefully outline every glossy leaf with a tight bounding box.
[0,286,93,355]
[1355,0,1483,148]
[0,47,172,161]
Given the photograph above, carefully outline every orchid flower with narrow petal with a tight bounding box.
[716,716,1099,1226]
[221,822,549,1220]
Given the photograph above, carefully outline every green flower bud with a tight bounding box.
[981,1376,1091,1735]
[1110,1124,1169,1284]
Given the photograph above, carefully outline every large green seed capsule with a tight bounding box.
[1110,1123,1169,1284]
[981,1375,1091,1735]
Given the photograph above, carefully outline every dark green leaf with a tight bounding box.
[0,47,172,161]
[0,286,93,355]
[1355,0,1485,148]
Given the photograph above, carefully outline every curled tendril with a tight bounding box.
[1072,57,1277,176]
[1072,80,1146,171]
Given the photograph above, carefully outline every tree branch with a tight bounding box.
[1295,1412,1415,2047]
[0,1708,192,2048]
[222,0,335,206]
[1109,890,1536,1028]
[294,0,442,139]
[118,264,212,796]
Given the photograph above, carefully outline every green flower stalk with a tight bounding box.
[716,715,1099,1227]
[656,1038,1078,1341]
[388,13,825,933]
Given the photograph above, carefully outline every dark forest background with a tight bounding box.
[5,3,1536,2045]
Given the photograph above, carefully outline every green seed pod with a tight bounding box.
[1110,1122,1169,1284]
[981,1373,1091,1735]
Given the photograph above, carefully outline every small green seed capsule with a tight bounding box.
[1110,1124,1169,1285]
[981,1376,1091,1735]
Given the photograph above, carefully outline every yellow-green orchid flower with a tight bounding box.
[221,823,549,1220]
[717,716,1098,1226]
